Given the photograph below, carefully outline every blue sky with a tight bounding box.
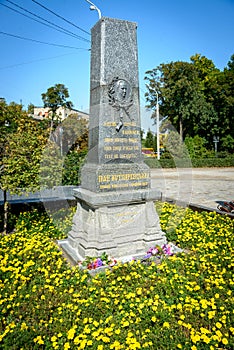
[0,0,233,131]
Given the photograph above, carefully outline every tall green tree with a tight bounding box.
[144,58,218,142]
[41,84,73,131]
[190,54,231,142]
[218,55,234,139]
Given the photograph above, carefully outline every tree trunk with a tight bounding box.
[179,117,183,141]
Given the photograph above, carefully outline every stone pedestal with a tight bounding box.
[59,188,166,262]
[59,17,166,263]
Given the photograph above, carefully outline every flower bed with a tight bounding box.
[79,243,178,273]
[0,204,233,349]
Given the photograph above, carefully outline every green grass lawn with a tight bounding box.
[0,203,233,349]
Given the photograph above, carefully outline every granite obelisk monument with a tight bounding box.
[60,17,166,262]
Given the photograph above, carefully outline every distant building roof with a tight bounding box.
[31,106,89,121]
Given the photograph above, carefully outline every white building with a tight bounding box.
[32,106,89,122]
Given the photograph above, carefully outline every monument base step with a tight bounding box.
[60,190,167,262]
[73,187,162,208]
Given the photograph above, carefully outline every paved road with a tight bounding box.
[150,167,234,210]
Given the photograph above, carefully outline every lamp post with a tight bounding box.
[213,136,219,157]
[156,92,160,160]
[59,126,63,156]
[85,0,102,19]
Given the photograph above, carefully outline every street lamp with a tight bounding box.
[85,0,102,19]
[59,126,63,156]
[156,92,160,160]
[213,136,219,157]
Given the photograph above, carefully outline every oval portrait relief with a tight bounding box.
[108,77,132,107]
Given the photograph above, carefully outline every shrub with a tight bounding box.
[144,156,234,168]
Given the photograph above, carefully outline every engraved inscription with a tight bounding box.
[97,171,150,191]
[98,173,149,182]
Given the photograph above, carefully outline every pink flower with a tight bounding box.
[162,244,174,256]
[151,248,159,255]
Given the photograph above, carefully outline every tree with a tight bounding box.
[219,55,234,139]
[0,101,29,233]
[220,134,234,153]
[144,129,154,148]
[190,53,218,83]
[145,53,234,147]
[190,54,233,142]
[163,131,189,159]
[1,114,50,193]
[27,103,35,114]
[0,100,21,158]
[59,114,88,154]
[184,135,209,159]
[144,58,218,142]
[41,84,73,131]
[60,115,88,185]
[62,149,87,185]
[39,113,89,186]
[0,98,88,233]
[0,102,55,233]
